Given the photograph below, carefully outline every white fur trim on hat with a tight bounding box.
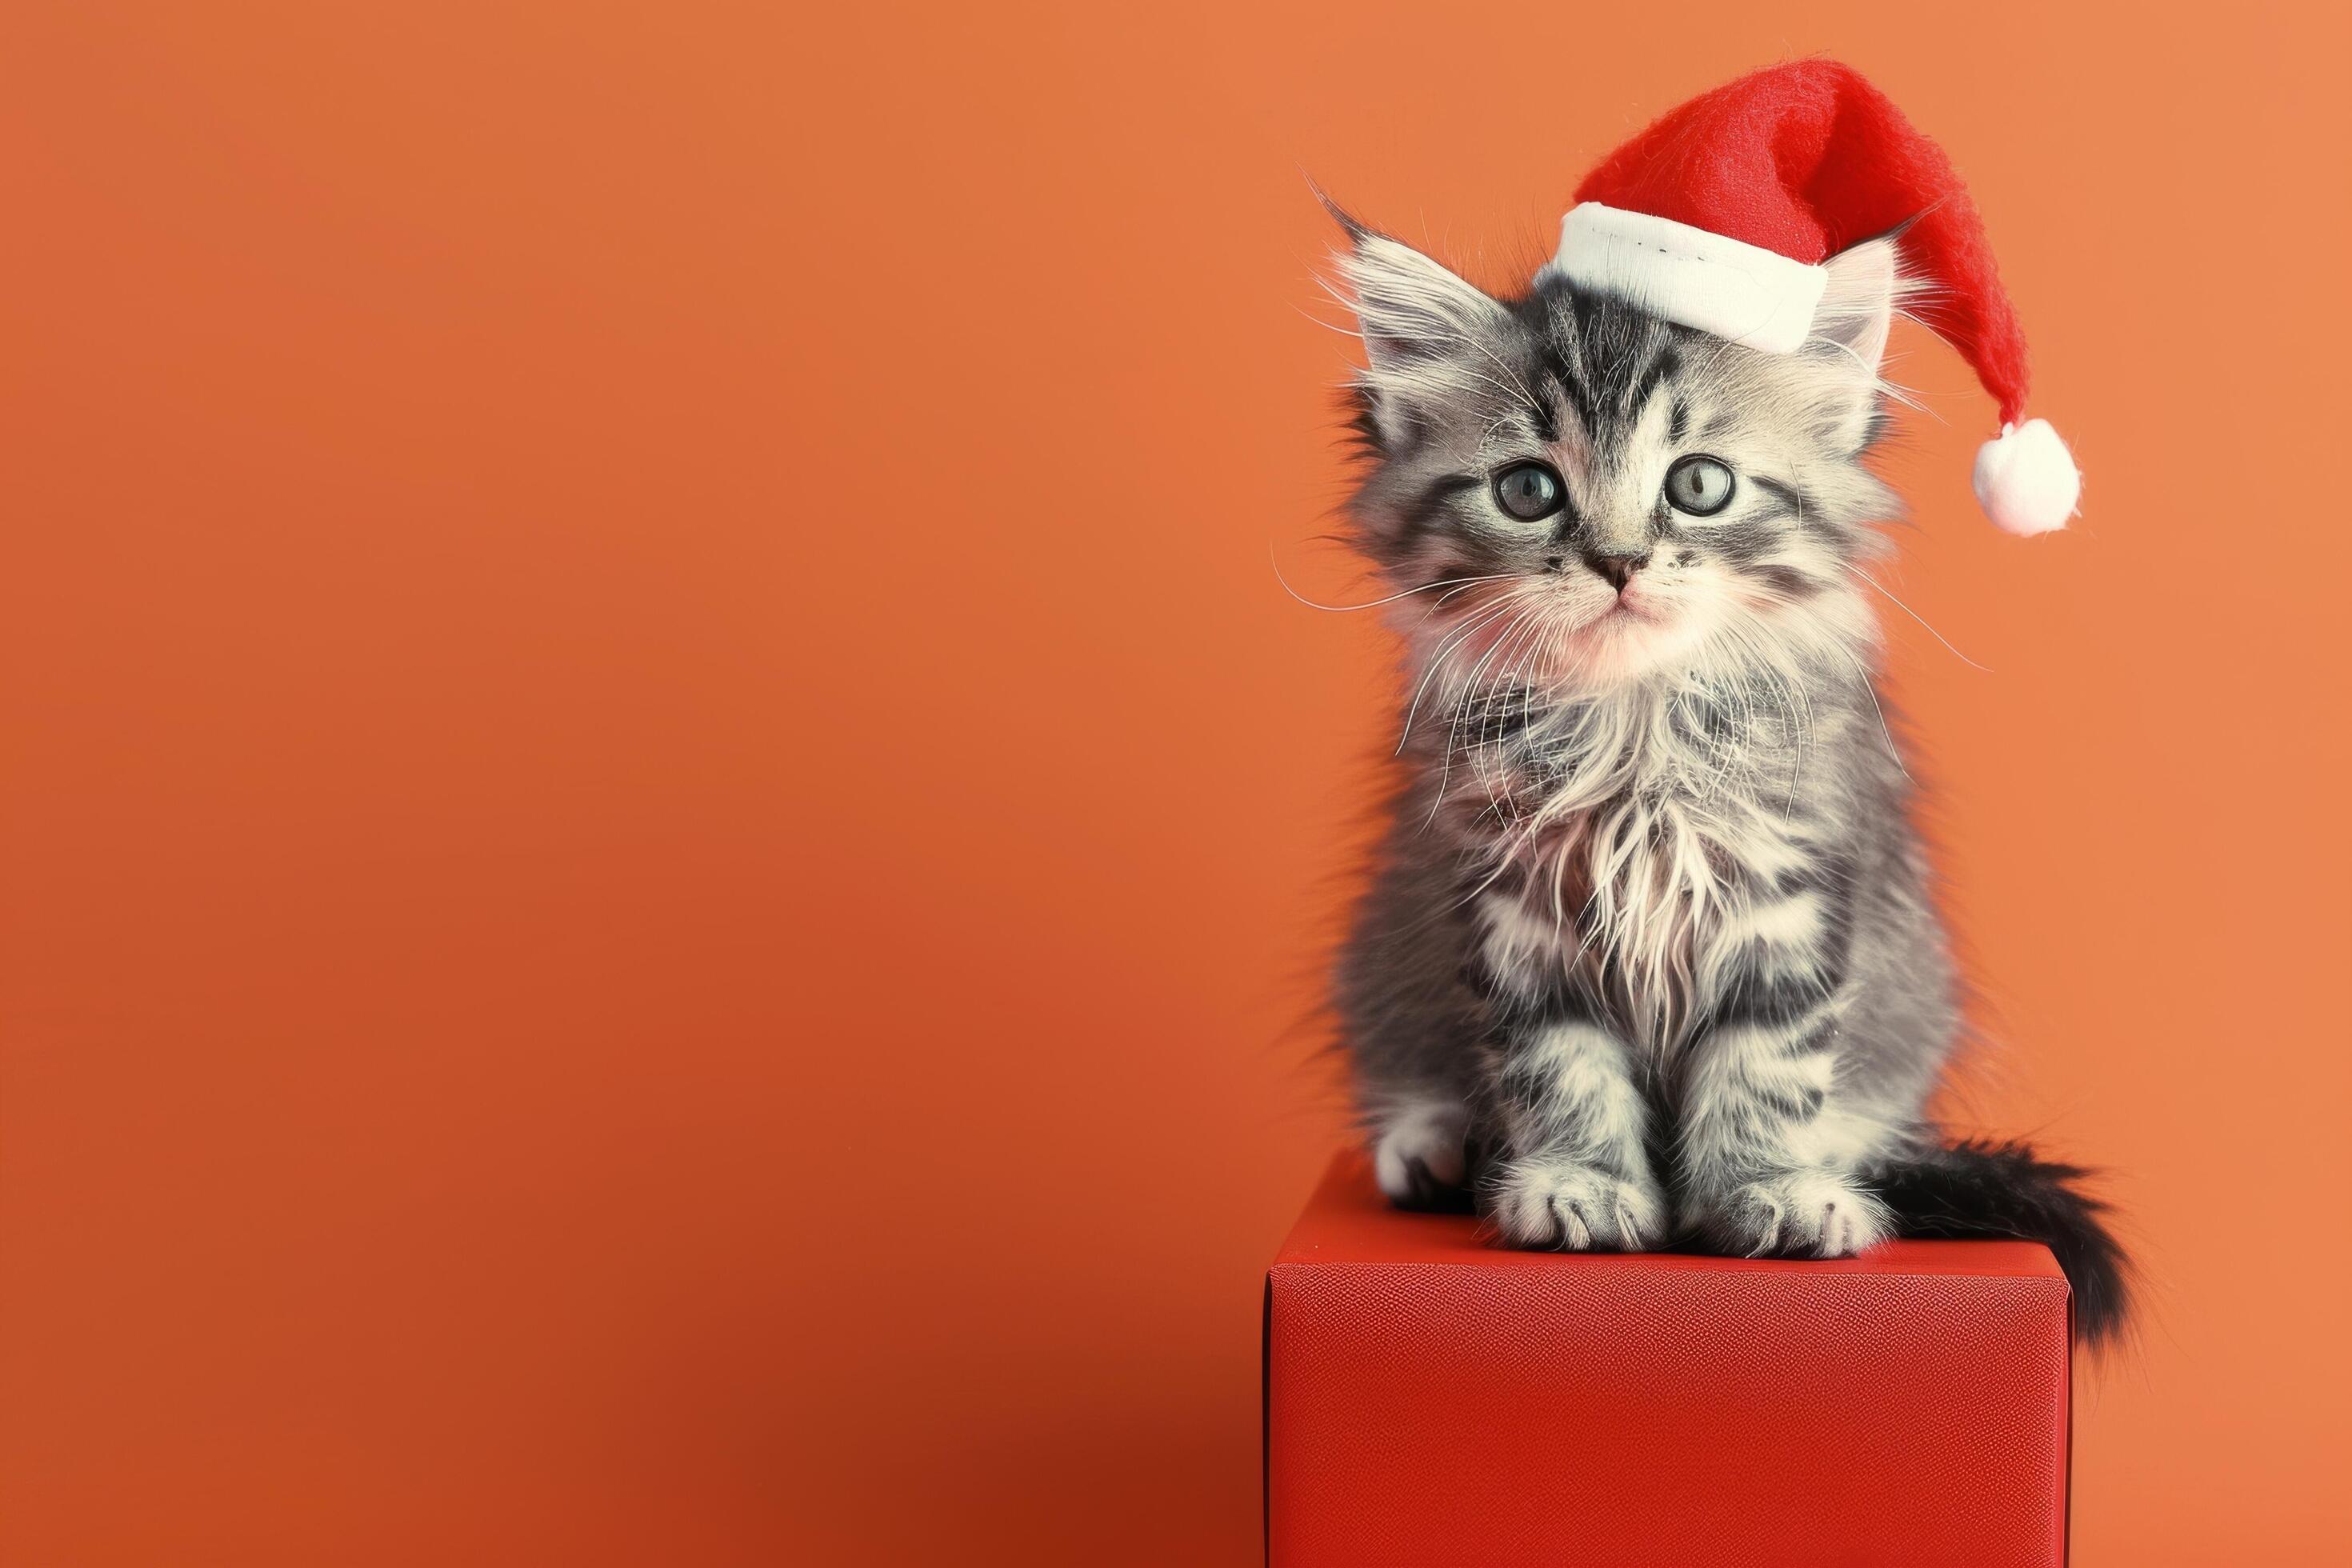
[1538,202,1828,354]
[1971,418,2079,536]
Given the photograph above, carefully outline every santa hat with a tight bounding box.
[1541,60,2078,536]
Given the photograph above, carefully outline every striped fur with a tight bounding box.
[1326,217,2130,1343]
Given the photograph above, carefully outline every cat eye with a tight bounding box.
[1663,455,1736,517]
[1492,462,1565,522]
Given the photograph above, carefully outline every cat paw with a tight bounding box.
[1709,1169,1890,1258]
[1373,1099,1470,1211]
[1485,1156,1667,1251]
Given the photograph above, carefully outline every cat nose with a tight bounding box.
[1582,550,1650,592]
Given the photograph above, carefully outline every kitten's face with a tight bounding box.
[1339,228,1901,693]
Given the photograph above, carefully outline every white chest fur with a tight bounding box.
[1467,686,1815,1050]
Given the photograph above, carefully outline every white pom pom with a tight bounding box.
[1971,418,2080,536]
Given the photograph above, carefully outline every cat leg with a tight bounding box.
[1676,883,1891,1257]
[1481,1016,1668,1251]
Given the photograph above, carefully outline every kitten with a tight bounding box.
[1325,209,2128,1345]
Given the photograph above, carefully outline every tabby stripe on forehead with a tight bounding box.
[1620,346,1682,423]
[1539,348,1598,441]
[1563,285,1601,346]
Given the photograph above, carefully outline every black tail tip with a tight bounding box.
[1872,1138,2134,1353]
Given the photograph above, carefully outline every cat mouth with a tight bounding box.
[1592,594,1662,627]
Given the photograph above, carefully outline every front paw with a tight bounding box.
[1373,1100,1472,1212]
[1484,1155,1667,1252]
[1702,1169,1890,1258]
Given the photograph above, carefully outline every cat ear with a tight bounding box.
[1330,215,1513,451]
[1807,234,1898,450]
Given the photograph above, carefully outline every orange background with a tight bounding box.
[4,4,2348,1563]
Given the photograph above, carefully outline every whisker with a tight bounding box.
[1422,602,1547,828]
[1396,591,1528,753]
[1831,643,1913,781]
[1270,551,1514,614]
[1842,562,1991,671]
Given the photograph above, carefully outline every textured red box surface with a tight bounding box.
[1266,1154,2072,1567]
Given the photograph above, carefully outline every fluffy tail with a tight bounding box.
[1868,1138,2131,1350]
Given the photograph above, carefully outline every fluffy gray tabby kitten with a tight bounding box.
[1326,210,2126,1344]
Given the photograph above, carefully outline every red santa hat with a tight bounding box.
[1541,60,2079,536]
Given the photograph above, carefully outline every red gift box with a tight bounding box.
[1266,1154,2073,1566]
